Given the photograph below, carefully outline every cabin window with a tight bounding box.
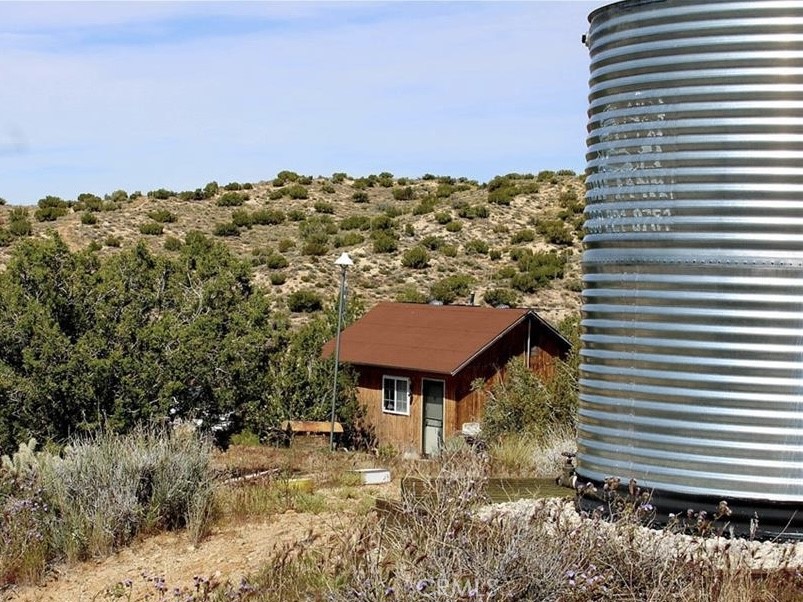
[382,376,410,415]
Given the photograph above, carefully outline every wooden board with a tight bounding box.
[279,420,343,434]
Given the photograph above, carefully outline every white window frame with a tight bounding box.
[382,375,411,416]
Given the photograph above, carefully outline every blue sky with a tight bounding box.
[0,1,605,204]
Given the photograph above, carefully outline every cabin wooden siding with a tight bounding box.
[351,318,567,454]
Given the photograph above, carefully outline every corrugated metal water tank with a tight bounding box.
[579,0,803,538]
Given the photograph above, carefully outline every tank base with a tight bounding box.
[575,477,803,541]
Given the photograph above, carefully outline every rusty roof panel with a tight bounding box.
[322,302,533,375]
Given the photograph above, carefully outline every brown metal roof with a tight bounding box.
[322,302,556,376]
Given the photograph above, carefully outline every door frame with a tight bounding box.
[421,378,446,456]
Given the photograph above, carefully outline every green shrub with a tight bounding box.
[421,173,436,180]
[435,184,455,198]
[203,181,219,198]
[489,249,502,261]
[395,286,428,304]
[274,170,299,185]
[340,215,371,231]
[331,172,347,183]
[372,232,398,253]
[511,229,536,244]
[445,220,463,233]
[251,209,285,225]
[334,232,365,247]
[265,253,289,269]
[286,185,309,200]
[231,209,253,228]
[302,241,328,256]
[536,169,556,182]
[404,223,414,236]
[0,197,6,205]
[8,209,32,236]
[0,228,12,246]
[401,246,430,269]
[392,186,414,201]
[80,212,97,225]
[34,196,69,221]
[371,215,394,231]
[557,169,576,176]
[321,183,336,194]
[382,205,404,219]
[76,193,103,211]
[434,211,452,224]
[270,272,287,286]
[510,251,567,291]
[223,182,243,191]
[441,244,458,258]
[465,239,489,255]
[288,209,306,221]
[269,189,285,201]
[287,290,323,313]
[139,222,164,235]
[421,235,444,250]
[536,219,573,245]
[483,287,520,308]
[412,197,437,215]
[147,209,177,223]
[147,188,175,200]
[456,203,489,220]
[101,201,119,212]
[487,188,515,205]
[104,235,122,247]
[430,274,474,304]
[213,222,240,237]
[277,238,294,252]
[352,191,369,203]
[163,236,183,251]
[314,201,334,214]
[216,192,247,207]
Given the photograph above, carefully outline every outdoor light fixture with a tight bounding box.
[329,252,353,450]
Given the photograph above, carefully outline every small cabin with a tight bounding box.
[322,302,570,456]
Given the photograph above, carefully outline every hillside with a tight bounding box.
[0,170,585,325]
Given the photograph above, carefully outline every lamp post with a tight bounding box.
[329,252,353,450]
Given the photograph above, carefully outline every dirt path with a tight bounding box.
[5,509,352,602]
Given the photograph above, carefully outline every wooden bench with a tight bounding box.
[279,420,343,448]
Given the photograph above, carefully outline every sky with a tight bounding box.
[0,1,607,205]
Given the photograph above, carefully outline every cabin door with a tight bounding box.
[422,379,445,456]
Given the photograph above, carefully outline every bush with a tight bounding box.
[314,201,334,214]
[139,222,164,235]
[265,253,289,269]
[104,235,122,247]
[146,209,176,224]
[213,222,240,237]
[216,192,247,207]
[401,246,430,269]
[277,239,294,252]
[274,170,299,185]
[286,185,309,200]
[287,290,323,313]
[483,287,519,308]
[321,183,336,194]
[80,212,97,225]
[510,251,567,291]
[203,181,219,198]
[147,188,175,200]
[251,209,285,225]
[412,197,437,215]
[392,186,414,201]
[536,219,573,245]
[445,220,463,233]
[465,239,489,255]
[0,228,12,247]
[489,249,502,261]
[352,191,369,203]
[421,235,444,250]
[395,285,428,304]
[331,172,347,183]
[536,169,556,182]
[434,211,452,224]
[430,274,474,304]
[8,209,32,237]
[372,232,398,253]
[223,182,243,191]
[163,236,182,251]
[270,272,286,286]
[269,189,285,201]
[511,229,536,244]
[435,184,454,198]
[456,203,489,220]
[334,232,365,247]
[0,197,6,205]
[441,244,458,257]
[230,209,253,228]
[34,196,69,222]
[302,241,328,256]
[288,209,306,221]
[340,215,371,231]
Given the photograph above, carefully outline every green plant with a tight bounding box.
[7,210,32,237]
[251,209,285,225]
[372,232,398,253]
[420,235,444,250]
[288,209,306,221]
[287,290,323,313]
[80,212,97,225]
[340,215,371,231]
[334,232,365,247]
[147,209,177,223]
[0,197,5,205]
[286,185,309,200]
[464,239,489,255]
[278,239,294,252]
[392,186,414,201]
[441,244,458,258]
[270,272,287,286]
[265,253,289,269]
[314,201,334,214]
[395,285,428,304]
[430,274,474,304]
[352,191,369,203]
[139,222,164,235]
[302,241,328,256]
[489,249,502,261]
[203,181,219,198]
[511,229,536,244]
[104,235,122,247]
[147,188,175,200]
[331,172,347,183]
[434,211,452,224]
[213,222,240,237]
[216,192,247,207]
[163,236,183,251]
[483,287,519,308]
[537,219,573,245]
[401,246,430,269]
[231,209,253,228]
[34,196,69,222]
[321,183,336,194]
[445,220,463,233]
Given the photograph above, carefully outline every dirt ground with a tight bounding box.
[5,480,395,602]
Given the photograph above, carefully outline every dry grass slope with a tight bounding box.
[0,171,585,324]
